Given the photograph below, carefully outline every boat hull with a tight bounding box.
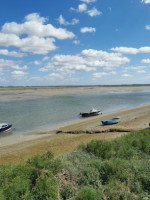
[101,117,120,125]
[0,124,12,133]
[80,111,101,117]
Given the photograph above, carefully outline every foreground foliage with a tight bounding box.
[0,129,150,199]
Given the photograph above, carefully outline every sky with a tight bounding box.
[0,0,150,86]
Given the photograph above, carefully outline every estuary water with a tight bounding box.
[0,90,150,135]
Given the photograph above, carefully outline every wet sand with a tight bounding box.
[0,102,150,165]
[0,85,150,101]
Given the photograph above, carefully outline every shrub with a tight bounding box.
[3,176,32,200]
[75,186,101,200]
[60,183,76,200]
[32,174,58,200]
[86,140,113,159]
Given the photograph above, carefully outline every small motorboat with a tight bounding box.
[101,117,120,125]
[80,108,102,117]
[0,123,12,133]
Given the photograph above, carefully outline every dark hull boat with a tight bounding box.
[101,117,120,125]
[0,123,12,133]
[80,108,102,117]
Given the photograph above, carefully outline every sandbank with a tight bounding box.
[0,85,150,101]
[0,102,150,165]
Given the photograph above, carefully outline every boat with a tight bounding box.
[101,117,120,125]
[80,108,102,117]
[0,123,12,133]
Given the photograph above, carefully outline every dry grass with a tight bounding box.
[0,132,128,165]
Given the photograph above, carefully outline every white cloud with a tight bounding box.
[47,73,63,79]
[73,40,80,44]
[40,49,130,74]
[0,33,57,54]
[11,70,28,78]
[145,25,150,30]
[0,49,26,57]
[122,73,132,77]
[141,58,150,63]
[137,70,146,73]
[125,66,145,70]
[141,0,150,4]
[87,7,102,17]
[80,27,96,33]
[57,15,79,26]
[111,47,138,54]
[0,13,75,54]
[80,0,96,3]
[34,61,41,65]
[43,56,50,61]
[70,4,101,17]
[0,59,27,70]
[93,72,109,78]
[111,46,150,54]
[139,47,150,53]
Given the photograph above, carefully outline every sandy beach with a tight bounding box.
[0,86,150,165]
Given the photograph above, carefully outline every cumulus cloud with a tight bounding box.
[47,73,63,79]
[11,70,28,78]
[122,73,132,77]
[57,15,79,26]
[2,13,75,39]
[87,7,102,17]
[125,66,146,70]
[111,47,138,54]
[80,0,96,3]
[80,27,96,33]
[141,0,150,4]
[141,58,150,63]
[0,59,27,71]
[145,25,150,30]
[0,13,75,54]
[111,46,150,54]
[70,4,101,17]
[39,49,130,74]
[73,40,80,44]
[34,61,41,65]
[0,49,26,57]
[93,72,109,78]
[137,70,146,73]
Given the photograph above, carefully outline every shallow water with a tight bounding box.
[0,90,150,135]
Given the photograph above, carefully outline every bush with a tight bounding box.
[60,183,76,200]
[32,174,58,200]
[75,186,101,200]
[3,176,32,200]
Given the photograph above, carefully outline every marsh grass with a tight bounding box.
[0,129,150,199]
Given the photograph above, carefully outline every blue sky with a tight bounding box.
[0,0,150,86]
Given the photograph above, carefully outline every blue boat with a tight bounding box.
[101,117,120,125]
[0,123,12,133]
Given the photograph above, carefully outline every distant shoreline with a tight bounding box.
[0,85,150,102]
[1,84,150,90]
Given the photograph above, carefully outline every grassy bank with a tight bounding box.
[0,129,150,199]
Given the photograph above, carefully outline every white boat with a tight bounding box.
[80,108,102,117]
[0,123,12,133]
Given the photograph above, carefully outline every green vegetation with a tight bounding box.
[0,129,150,199]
